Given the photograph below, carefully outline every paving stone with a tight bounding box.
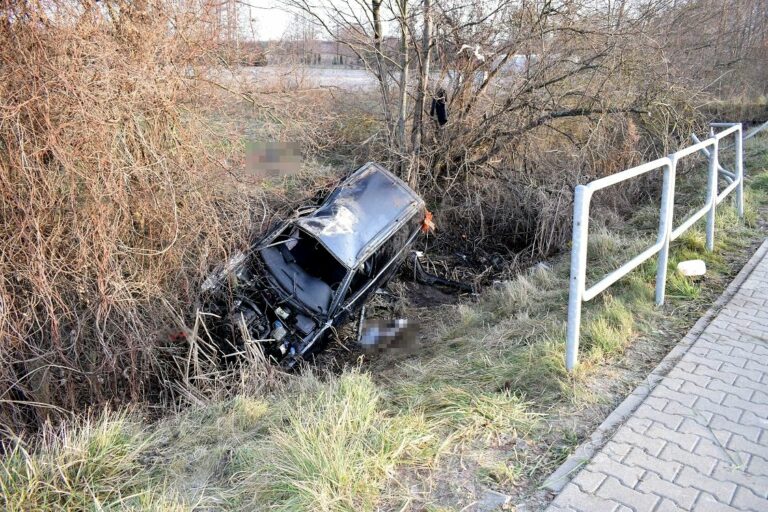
[622,416,654,434]
[691,435,740,464]
[652,498,685,512]
[727,346,761,362]
[691,339,733,356]
[705,351,751,369]
[595,477,660,512]
[643,422,698,452]
[720,395,768,418]
[660,443,720,475]
[651,383,699,407]
[731,486,768,511]
[611,427,667,457]
[747,389,768,405]
[735,409,768,430]
[601,441,633,461]
[707,415,762,443]
[686,353,724,371]
[588,452,646,488]
[677,416,721,438]
[570,469,606,493]
[746,454,768,476]
[732,375,766,395]
[633,406,685,431]
[720,363,763,383]
[623,447,682,481]
[691,365,739,385]
[707,377,753,401]
[549,483,621,511]
[680,380,728,404]
[694,492,742,511]
[744,358,768,374]
[727,434,768,461]
[691,396,738,421]
[665,371,711,389]
[711,462,768,498]
[675,466,738,503]
[635,472,699,509]
[643,395,669,412]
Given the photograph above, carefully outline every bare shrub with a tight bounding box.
[0,1,260,433]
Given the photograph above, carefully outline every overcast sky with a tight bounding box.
[244,0,382,41]
[247,0,292,40]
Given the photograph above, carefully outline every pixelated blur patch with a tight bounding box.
[359,318,419,355]
[245,141,302,179]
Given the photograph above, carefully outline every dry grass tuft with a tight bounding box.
[0,412,184,510]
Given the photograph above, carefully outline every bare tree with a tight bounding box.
[409,0,432,186]
[237,1,765,192]
[394,0,409,174]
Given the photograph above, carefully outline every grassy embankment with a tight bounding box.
[2,135,768,511]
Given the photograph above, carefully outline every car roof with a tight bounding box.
[295,162,424,269]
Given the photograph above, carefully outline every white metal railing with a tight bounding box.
[564,122,753,371]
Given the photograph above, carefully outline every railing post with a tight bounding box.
[736,125,744,219]
[706,132,718,252]
[655,158,676,305]
[566,185,591,372]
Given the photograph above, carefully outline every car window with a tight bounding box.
[344,219,418,301]
[347,256,376,298]
[269,226,347,288]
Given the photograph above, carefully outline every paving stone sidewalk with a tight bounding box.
[546,242,768,512]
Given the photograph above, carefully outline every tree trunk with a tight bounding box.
[372,0,393,145]
[396,0,409,177]
[409,0,432,188]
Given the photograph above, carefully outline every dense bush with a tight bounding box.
[0,1,257,433]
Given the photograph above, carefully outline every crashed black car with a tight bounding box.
[200,162,427,366]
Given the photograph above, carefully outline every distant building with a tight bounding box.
[267,39,363,67]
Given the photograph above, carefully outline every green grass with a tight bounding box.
[231,373,435,511]
[752,173,768,192]
[395,385,537,444]
[582,297,635,361]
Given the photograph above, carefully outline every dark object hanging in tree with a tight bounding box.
[430,88,448,126]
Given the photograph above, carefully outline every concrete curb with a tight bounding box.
[541,238,768,494]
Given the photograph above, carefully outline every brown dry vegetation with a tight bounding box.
[0,1,261,432]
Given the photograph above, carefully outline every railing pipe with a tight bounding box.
[655,157,677,305]
[736,128,744,218]
[565,185,591,372]
[691,133,734,184]
[744,120,768,140]
[705,131,718,251]
[583,242,663,301]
